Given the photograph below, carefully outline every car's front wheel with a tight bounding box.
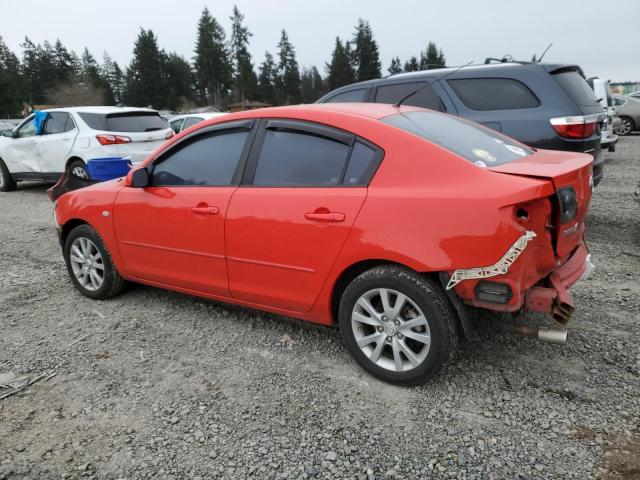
[338,266,458,385]
[64,224,125,299]
[0,158,16,192]
[67,159,90,179]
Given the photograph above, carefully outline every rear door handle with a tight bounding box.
[191,206,219,215]
[304,212,345,222]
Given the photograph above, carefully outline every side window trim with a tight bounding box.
[241,118,384,188]
[148,119,258,187]
[265,119,354,145]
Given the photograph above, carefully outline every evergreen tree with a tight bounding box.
[193,7,232,106]
[0,36,23,115]
[20,37,57,104]
[258,51,277,105]
[163,52,195,110]
[403,56,420,72]
[388,57,402,75]
[102,53,125,103]
[53,39,79,84]
[351,19,381,81]
[229,5,258,101]
[300,66,325,103]
[325,37,355,91]
[125,29,165,108]
[419,42,446,69]
[276,30,300,105]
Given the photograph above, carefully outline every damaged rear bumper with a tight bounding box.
[454,241,593,323]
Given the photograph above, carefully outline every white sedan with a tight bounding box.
[169,112,227,134]
[0,106,174,192]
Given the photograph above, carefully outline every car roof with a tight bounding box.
[225,103,422,121]
[43,106,159,114]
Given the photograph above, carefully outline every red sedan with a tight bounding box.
[53,104,593,384]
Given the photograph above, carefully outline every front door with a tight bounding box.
[113,126,252,296]
[226,121,380,313]
[3,115,40,173]
[37,112,78,174]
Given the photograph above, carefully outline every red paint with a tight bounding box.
[55,104,593,325]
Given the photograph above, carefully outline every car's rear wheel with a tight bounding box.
[0,158,16,192]
[64,224,125,300]
[68,159,90,179]
[615,117,634,136]
[338,266,458,385]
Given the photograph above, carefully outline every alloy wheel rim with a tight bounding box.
[617,120,632,135]
[0,169,4,188]
[72,166,88,179]
[69,237,105,291]
[351,288,431,372]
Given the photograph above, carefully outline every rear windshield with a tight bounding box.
[552,71,600,107]
[381,111,534,166]
[78,112,168,132]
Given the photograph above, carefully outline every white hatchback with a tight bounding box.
[169,112,227,134]
[0,106,174,191]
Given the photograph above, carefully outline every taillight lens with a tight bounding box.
[96,134,132,145]
[557,187,578,224]
[549,115,601,139]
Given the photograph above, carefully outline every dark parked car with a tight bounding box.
[317,62,606,186]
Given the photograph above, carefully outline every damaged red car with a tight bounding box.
[53,104,594,384]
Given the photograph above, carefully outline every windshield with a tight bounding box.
[78,111,168,133]
[381,111,534,166]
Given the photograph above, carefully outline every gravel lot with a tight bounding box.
[1,136,639,480]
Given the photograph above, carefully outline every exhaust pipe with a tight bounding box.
[495,322,568,345]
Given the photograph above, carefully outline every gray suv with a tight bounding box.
[317,62,606,186]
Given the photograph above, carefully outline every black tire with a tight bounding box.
[0,158,16,192]
[67,159,90,180]
[64,224,126,300]
[338,266,458,385]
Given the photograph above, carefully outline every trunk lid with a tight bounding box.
[489,149,592,260]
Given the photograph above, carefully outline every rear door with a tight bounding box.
[225,120,381,312]
[113,120,254,295]
[37,112,78,173]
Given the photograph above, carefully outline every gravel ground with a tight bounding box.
[1,136,639,480]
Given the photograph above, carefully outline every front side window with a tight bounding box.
[183,117,204,130]
[375,82,445,111]
[152,130,248,186]
[44,113,71,135]
[382,110,534,166]
[448,78,540,111]
[170,118,184,133]
[16,116,36,138]
[253,130,350,186]
[613,97,626,106]
[324,89,367,103]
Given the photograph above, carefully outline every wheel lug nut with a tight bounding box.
[397,334,404,340]
[377,326,384,333]
[386,336,392,342]
[394,320,400,326]
[382,316,387,322]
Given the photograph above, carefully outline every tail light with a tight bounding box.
[556,187,578,224]
[96,134,132,145]
[165,131,174,139]
[549,114,601,139]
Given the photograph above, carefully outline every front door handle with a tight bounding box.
[304,212,345,223]
[191,205,219,215]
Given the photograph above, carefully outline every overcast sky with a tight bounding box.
[2,0,639,81]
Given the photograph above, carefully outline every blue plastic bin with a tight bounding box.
[86,157,132,181]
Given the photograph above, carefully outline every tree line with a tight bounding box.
[0,6,446,116]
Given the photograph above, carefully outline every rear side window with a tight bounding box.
[344,142,380,185]
[375,82,445,111]
[448,78,540,111]
[152,131,248,186]
[253,130,350,186]
[552,71,600,107]
[79,112,168,132]
[613,97,626,106]
[324,89,367,103]
[44,112,74,134]
[382,111,534,166]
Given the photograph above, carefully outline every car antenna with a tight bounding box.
[536,43,553,62]
[394,60,474,108]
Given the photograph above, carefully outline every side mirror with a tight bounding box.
[1,129,14,138]
[130,168,150,188]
